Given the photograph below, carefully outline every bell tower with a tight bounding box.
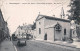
[60,7,65,19]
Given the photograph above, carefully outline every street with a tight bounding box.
[12,40,79,51]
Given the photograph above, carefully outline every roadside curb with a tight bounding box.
[11,41,17,51]
[13,45,17,51]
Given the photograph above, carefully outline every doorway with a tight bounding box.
[44,34,47,40]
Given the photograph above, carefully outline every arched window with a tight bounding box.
[39,28,41,34]
[55,23,61,31]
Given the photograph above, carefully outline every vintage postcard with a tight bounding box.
[0,0,80,51]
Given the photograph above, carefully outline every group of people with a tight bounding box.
[5,36,11,41]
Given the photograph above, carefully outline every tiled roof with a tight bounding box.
[36,14,71,22]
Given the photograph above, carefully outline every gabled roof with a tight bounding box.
[36,14,71,22]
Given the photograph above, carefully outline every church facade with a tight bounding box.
[35,14,71,42]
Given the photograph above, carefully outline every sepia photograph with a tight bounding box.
[0,0,80,51]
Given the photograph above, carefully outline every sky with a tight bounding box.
[0,0,70,35]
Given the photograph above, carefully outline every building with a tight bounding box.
[0,9,5,41]
[15,24,33,39]
[4,22,10,38]
[0,9,9,42]
[15,25,26,38]
[35,7,74,42]
[70,20,77,39]
[32,29,36,40]
[32,22,36,39]
[35,14,71,41]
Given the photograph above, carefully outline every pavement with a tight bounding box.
[0,39,80,51]
[0,40,16,51]
[30,40,80,51]
[13,40,79,51]
[33,39,80,49]
[72,42,80,48]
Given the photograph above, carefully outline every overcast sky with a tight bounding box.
[1,0,70,35]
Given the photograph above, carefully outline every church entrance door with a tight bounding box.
[54,23,62,41]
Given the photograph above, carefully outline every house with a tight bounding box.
[0,9,9,42]
[15,24,33,39]
[32,29,36,39]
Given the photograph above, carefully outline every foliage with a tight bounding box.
[68,0,80,24]
[32,22,36,30]
[12,34,15,37]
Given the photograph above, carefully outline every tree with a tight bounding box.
[12,34,15,37]
[68,0,80,24]
[12,34,15,40]
[32,22,36,30]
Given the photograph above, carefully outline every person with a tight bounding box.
[10,36,11,41]
[5,37,8,40]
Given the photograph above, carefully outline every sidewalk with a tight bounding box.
[32,39,80,49]
[72,41,80,48]
[0,40,15,51]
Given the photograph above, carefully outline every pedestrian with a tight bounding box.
[10,37,11,41]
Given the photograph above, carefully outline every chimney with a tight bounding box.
[53,15,55,17]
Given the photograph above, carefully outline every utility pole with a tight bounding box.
[6,17,10,21]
